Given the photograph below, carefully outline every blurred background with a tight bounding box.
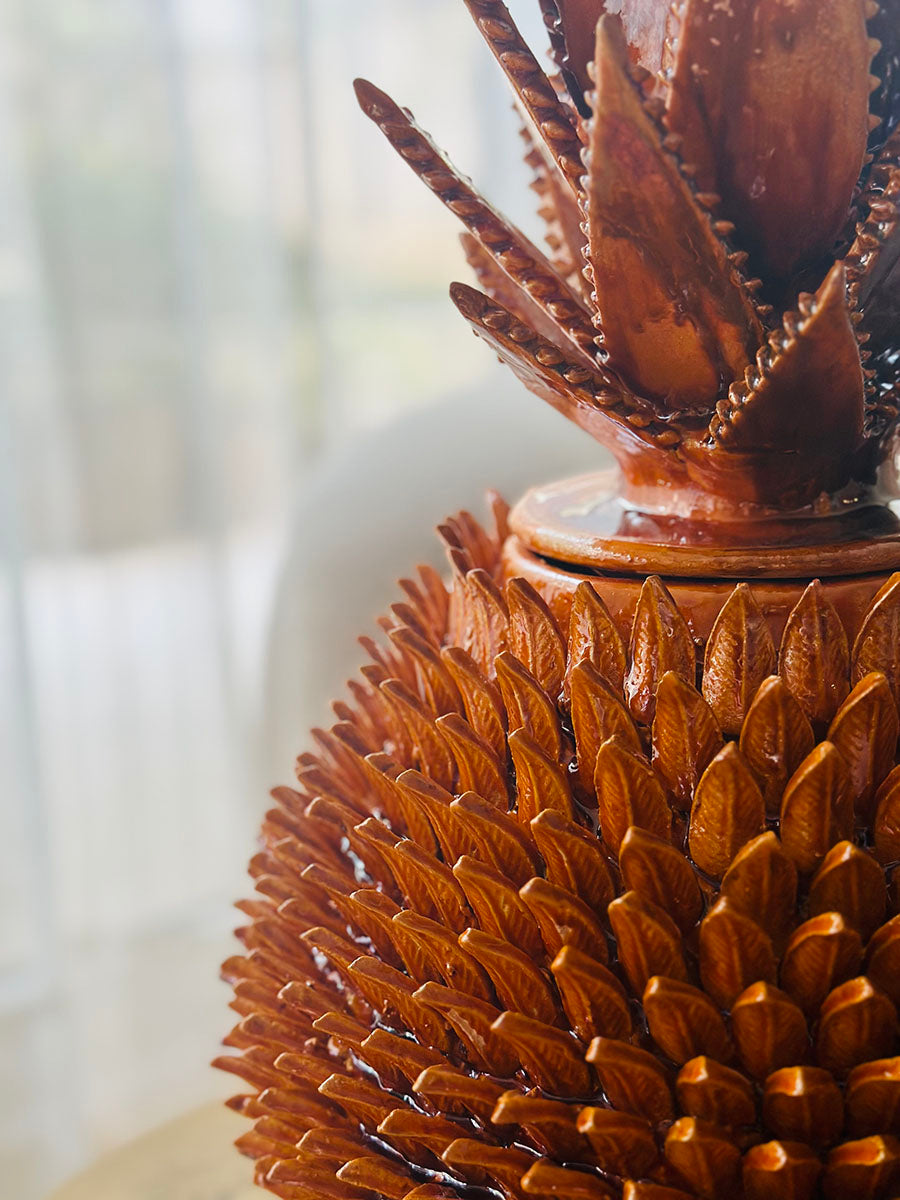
[0,1,599,1196]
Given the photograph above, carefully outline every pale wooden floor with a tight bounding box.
[46,1102,257,1200]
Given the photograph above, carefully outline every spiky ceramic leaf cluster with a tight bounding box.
[218,500,900,1200]
[355,0,900,510]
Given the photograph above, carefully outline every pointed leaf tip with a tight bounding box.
[359,90,596,366]
[585,12,761,412]
[450,280,482,322]
[712,264,865,499]
[449,282,679,460]
[353,76,391,118]
[547,0,673,102]
[666,0,872,280]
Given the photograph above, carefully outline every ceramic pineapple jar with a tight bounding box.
[217,3,900,1198]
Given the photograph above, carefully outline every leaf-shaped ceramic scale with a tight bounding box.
[219,4,900,1200]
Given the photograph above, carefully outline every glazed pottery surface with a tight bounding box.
[219,3,900,1198]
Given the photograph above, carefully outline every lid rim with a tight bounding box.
[511,472,900,581]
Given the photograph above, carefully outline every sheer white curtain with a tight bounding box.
[0,1,548,1196]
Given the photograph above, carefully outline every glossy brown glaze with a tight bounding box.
[509,470,900,579]
[502,535,896,650]
[220,3,900,1198]
[219,507,900,1200]
[356,0,900,526]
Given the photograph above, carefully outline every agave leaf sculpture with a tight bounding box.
[218,4,900,1199]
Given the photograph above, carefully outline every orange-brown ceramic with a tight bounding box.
[219,4,900,1199]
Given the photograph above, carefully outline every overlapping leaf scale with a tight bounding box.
[221,510,900,1200]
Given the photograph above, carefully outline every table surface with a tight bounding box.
[46,1102,259,1200]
